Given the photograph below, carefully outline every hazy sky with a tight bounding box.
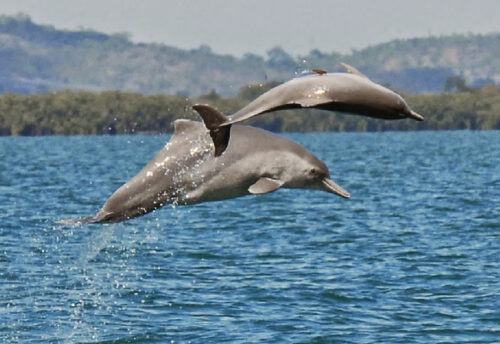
[1,0,500,56]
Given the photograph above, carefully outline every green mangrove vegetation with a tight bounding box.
[1,83,499,136]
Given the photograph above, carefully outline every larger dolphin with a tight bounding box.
[58,110,349,225]
[199,63,424,156]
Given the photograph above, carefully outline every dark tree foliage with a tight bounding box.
[1,84,499,136]
[444,75,471,92]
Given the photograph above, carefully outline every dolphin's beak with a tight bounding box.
[322,178,350,199]
[408,110,424,121]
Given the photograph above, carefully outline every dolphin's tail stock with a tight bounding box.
[56,215,101,226]
[192,104,231,157]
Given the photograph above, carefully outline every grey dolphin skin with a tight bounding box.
[227,63,423,124]
[58,112,348,225]
[199,63,423,156]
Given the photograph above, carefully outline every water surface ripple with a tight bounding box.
[1,131,499,343]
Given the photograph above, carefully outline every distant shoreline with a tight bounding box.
[0,85,499,136]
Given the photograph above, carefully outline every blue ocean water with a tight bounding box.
[0,131,499,343]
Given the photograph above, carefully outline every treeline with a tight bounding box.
[0,83,499,136]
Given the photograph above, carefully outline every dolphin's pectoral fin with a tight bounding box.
[340,62,369,79]
[248,177,284,194]
[193,104,231,156]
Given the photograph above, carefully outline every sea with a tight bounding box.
[1,131,499,343]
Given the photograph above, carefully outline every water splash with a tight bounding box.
[78,225,116,264]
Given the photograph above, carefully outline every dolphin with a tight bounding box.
[58,108,349,225]
[198,63,424,156]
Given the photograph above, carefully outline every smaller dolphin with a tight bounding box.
[58,107,348,225]
[198,63,423,156]
[227,63,424,124]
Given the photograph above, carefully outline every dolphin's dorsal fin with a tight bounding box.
[340,62,369,79]
[248,177,284,194]
[192,104,231,157]
[312,69,327,75]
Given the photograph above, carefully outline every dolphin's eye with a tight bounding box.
[309,168,319,176]
[309,168,327,179]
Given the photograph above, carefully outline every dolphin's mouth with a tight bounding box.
[408,110,424,121]
[322,178,350,199]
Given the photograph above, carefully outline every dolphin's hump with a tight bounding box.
[340,62,369,79]
[169,119,206,147]
[173,119,201,134]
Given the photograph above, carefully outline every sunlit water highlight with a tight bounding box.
[1,131,499,343]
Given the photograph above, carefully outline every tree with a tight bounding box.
[444,75,470,92]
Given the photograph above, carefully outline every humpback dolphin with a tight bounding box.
[58,110,349,225]
[198,63,424,156]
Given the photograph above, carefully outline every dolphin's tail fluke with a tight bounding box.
[56,215,101,226]
[193,104,228,129]
[193,104,231,157]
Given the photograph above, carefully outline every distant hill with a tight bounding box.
[1,14,499,96]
